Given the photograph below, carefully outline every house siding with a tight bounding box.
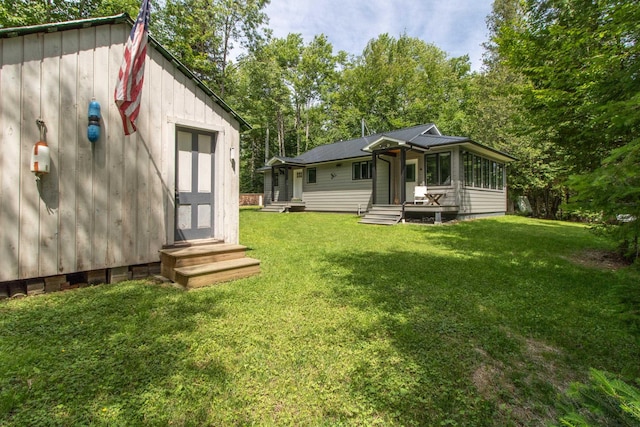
[303,159,376,212]
[459,188,507,216]
[0,22,240,282]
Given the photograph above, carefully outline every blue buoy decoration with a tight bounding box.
[87,98,101,142]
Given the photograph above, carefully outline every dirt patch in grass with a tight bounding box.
[566,249,631,271]
[472,336,573,425]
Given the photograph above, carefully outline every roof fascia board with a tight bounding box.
[362,136,407,152]
[421,124,441,136]
[424,140,516,162]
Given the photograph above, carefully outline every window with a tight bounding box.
[463,151,505,190]
[425,152,451,186]
[352,161,372,180]
[273,172,279,187]
[406,163,416,182]
[307,167,316,184]
[464,152,474,186]
[482,158,490,188]
[473,156,482,188]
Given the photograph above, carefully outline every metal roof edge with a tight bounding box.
[0,13,130,38]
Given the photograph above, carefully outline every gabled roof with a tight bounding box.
[263,123,515,168]
[0,14,251,131]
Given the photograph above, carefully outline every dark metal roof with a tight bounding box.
[263,123,516,168]
[295,124,437,164]
[0,14,251,131]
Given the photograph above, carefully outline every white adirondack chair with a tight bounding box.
[414,185,428,204]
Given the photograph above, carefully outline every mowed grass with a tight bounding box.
[1,211,638,426]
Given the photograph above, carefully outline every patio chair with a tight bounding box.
[414,185,428,204]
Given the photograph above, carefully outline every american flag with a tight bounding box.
[114,0,151,135]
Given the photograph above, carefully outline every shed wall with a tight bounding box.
[0,23,240,282]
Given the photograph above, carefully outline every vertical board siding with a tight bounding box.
[19,34,42,279]
[0,37,23,281]
[1,22,241,283]
[76,28,95,271]
[92,25,110,268]
[39,32,61,276]
[147,48,165,258]
[58,29,79,275]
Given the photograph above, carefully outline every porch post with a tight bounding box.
[371,153,377,205]
[284,166,289,201]
[400,148,406,203]
[271,167,275,202]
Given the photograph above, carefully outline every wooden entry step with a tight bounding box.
[174,257,261,289]
[159,243,260,286]
[359,205,403,225]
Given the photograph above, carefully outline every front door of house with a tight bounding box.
[175,128,216,241]
[405,158,418,202]
[293,169,303,200]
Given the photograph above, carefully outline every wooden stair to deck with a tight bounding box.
[260,204,286,213]
[358,205,403,225]
[160,243,260,289]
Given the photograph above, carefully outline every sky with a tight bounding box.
[264,0,494,71]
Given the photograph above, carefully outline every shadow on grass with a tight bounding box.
[0,281,229,425]
[318,219,639,425]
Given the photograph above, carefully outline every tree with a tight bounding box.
[465,0,568,217]
[155,0,269,96]
[0,0,142,27]
[329,34,472,138]
[495,0,640,257]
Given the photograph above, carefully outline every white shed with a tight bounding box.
[0,14,259,293]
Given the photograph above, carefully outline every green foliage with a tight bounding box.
[1,214,639,425]
[557,369,640,426]
[154,0,269,96]
[331,34,472,138]
[492,0,640,224]
[0,0,142,27]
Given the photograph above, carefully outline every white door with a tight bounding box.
[405,159,418,201]
[293,169,303,200]
[175,128,216,241]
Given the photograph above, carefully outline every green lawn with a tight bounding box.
[1,212,638,426]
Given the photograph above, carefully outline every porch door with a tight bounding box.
[293,169,303,200]
[175,128,216,241]
[405,159,418,201]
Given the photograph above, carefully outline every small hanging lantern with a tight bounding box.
[87,98,101,143]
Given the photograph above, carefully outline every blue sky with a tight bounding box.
[264,0,494,71]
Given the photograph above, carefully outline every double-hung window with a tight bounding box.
[352,161,372,180]
[425,152,451,186]
[307,168,316,184]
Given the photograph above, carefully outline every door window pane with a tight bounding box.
[198,204,211,228]
[178,131,192,192]
[178,205,191,230]
[406,163,416,182]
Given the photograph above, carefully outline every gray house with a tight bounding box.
[261,124,516,224]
